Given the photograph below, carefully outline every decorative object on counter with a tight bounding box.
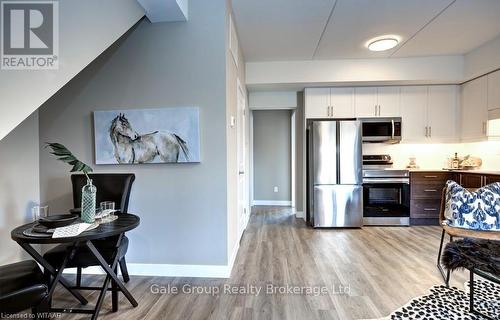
[94,107,200,164]
[406,157,419,169]
[45,143,96,223]
[459,155,483,170]
[452,152,460,169]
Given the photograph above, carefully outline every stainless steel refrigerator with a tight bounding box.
[307,120,363,228]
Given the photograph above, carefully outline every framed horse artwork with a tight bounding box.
[93,107,200,164]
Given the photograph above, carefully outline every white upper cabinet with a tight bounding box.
[377,87,401,117]
[305,85,460,143]
[354,87,378,117]
[461,76,488,142]
[329,87,354,118]
[305,87,354,119]
[305,88,330,118]
[400,86,428,142]
[428,85,458,142]
[488,70,500,111]
[354,87,400,117]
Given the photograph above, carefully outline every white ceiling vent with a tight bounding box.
[137,0,188,23]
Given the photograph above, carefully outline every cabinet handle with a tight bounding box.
[429,126,432,138]
[327,106,330,117]
[378,105,381,116]
[423,208,438,211]
[330,106,333,117]
[424,175,438,178]
[424,189,437,192]
[374,105,377,116]
[425,126,428,137]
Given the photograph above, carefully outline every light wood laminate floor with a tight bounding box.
[52,206,467,320]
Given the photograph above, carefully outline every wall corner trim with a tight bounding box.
[295,211,304,219]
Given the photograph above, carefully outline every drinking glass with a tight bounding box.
[100,201,115,219]
[32,206,48,222]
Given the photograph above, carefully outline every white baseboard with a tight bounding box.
[63,262,233,279]
[295,211,304,219]
[252,200,291,206]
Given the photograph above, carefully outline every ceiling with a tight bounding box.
[232,0,500,62]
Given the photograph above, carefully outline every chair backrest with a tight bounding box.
[71,173,135,213]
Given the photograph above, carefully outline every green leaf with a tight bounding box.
[45,143,93,174]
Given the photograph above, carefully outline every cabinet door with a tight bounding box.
[484,175,500,185]
[330,88,354,118]
[400,86,428,142]
[377,87,400,117]
[460,174,483,189]
[354,87,377,117]
[488,70,500,111]
[461,77,488,141]
[305,88,330,118]
[428,85,458,142]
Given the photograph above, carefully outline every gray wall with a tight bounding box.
[0,112,39,265]
[39,0,229,266]
[253,110,292,202]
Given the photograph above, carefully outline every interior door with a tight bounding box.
[400,86,428,142]
[237,80,248,236]
[377,87,401,117]
[354,87,378,117]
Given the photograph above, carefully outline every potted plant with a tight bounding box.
[45,143,96,223]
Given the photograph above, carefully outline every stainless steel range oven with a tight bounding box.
[362,155,410,226]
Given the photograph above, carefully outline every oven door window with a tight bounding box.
[363,184,410,217]
[368,187,400,205]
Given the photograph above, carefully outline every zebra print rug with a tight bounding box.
[375,279,500,320]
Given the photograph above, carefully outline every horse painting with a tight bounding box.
[109,113,190,163]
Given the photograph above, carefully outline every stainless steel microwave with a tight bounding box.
[361,117,402,143]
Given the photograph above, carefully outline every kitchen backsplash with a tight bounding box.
[363,141,500,171]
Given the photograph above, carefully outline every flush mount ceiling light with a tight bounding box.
[367,36,400,52]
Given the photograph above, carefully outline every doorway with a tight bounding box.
[251,110,293,208]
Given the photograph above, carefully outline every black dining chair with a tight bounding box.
[43,173,135,311]
[0,260,49,315]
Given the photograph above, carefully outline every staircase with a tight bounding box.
[0,0,145,140]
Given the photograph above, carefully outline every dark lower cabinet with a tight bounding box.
[410,172,451,225]
[459,173,483,188]
[484,174,500,185]
[409,171,500,226]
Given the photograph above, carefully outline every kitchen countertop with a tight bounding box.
[407,168,500,175]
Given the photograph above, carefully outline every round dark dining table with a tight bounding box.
[11,213,140,320]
